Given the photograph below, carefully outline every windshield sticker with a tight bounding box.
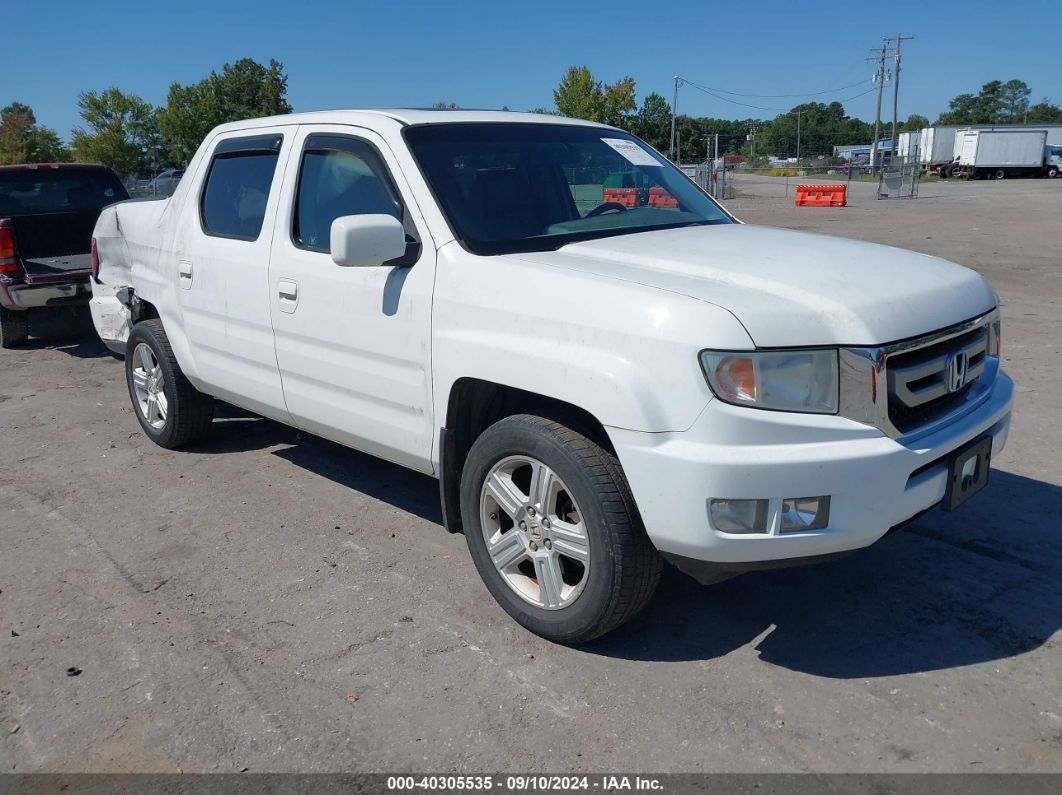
[601,138,662,167]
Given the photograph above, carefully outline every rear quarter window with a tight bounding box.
[200,136,282,241]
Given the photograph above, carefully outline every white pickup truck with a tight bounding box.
[90,110,1013,642]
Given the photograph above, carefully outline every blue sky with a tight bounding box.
[5,0,1057,138]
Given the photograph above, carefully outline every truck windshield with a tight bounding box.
[0,166,128,215]
[404,123,731,255]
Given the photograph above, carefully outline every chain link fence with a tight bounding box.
[688,162,865,201]
[876,148,921,199]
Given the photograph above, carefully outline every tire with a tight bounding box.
[994,169,1006,180]
[125,319,214,449]
[460,413,662,643]
[0,307,29,348]
[1048,167,1059,178]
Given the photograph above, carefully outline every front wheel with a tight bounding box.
[460,413,661,643]
[1047,167,1059,178]
[125,319,214,448]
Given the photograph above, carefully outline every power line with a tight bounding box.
[680,79,877,114]
[679,80,789,112]
[680,77,870,99]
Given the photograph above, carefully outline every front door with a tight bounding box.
[267,125,436,472]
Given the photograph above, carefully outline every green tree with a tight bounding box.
[759,102,869,160]
[1027,99,1062,123]
[26,128,69,162]
[212,57,291,120]
[901,114,930,132]
[937,79,1032,124]
[0,102,69,164]
[71,88,162,178]
[553,66,636,127]
[999,79,1031,121]
[156,80,220,167]
[157,58,292,166]
[630,92,672,152]
[432,101,460,109]
[673,114,706,161]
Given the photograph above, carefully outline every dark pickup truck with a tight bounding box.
[0,163,129,347]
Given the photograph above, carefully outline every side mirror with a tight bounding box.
[330,214,407,267]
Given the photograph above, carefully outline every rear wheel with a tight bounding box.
[0,308,29,348]
[461,413,661,643]
[993,169,1006,180]
[125,319,214,448]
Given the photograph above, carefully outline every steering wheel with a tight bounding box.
[585,201,628,218]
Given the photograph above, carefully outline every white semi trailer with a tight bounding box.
[952,129,1049,179]
[920,124,1062,175]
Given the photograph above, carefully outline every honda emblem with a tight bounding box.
[947,351,969,393]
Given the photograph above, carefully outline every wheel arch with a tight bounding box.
[438,377,616,535]
[124,291,203,387]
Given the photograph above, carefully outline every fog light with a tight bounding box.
[710,499,768,534]
[780,496,830,532]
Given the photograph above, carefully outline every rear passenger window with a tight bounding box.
[201,135,282,240]
[294,135,402,252]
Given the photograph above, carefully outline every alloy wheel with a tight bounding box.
[131,342,168,430]
[480,455,590,610]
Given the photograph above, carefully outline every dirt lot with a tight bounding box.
[1,178,1060,774]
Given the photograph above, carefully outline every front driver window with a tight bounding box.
[294,139,401,253]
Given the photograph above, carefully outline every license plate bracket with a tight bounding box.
[943,435,993,511]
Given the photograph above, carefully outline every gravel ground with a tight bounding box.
[1,177,1060,774]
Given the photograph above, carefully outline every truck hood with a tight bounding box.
[518,224,996,347]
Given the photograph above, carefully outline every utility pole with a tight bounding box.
[714,132,720,199]
[670,76,681,162]
[748,123,757,162]
[796,109,802,167]
[887,34,914,163]
[867,42,889,171]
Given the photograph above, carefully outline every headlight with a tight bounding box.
[699,349,839,413]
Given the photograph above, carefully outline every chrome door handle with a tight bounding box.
[178,261,193,289]
[277,278,299,313]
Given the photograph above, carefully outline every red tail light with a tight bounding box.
[90,238,100,280]
[0,221,19,273]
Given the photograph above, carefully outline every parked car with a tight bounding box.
[0,163,129,347]
[145,168,185,197]
[89,111,1013,642]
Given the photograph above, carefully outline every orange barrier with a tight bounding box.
[794,183,847,207]
[603,187,638,208]
[648,187,678,208]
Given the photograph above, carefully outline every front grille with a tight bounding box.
[886,326,988,434]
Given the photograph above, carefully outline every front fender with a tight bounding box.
[431,245,754,434]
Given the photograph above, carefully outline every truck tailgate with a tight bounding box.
[22,253,93,284]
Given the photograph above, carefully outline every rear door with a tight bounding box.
[173,128,294,421]
[267,125,436,472]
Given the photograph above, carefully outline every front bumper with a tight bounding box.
[609,371,1013,565]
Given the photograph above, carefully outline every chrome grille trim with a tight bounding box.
[839,309,1000,440]
[887,327,987,409]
